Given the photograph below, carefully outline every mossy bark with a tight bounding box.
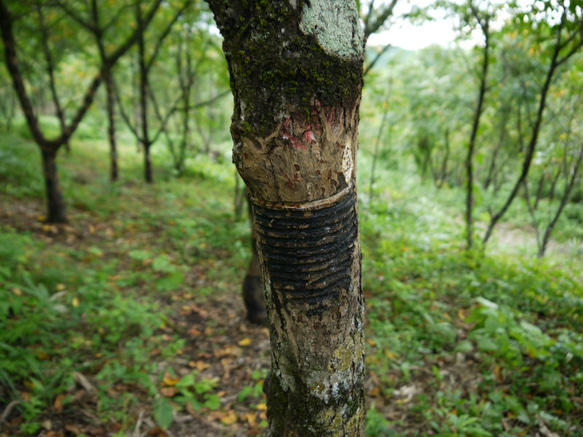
[206,1,365,435]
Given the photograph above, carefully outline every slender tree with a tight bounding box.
[0,0,163,222]
[482,1,583,244]
[113,0,190,183]
[463,1,491,249]
[206,1,366,434]
[55,0,144,180]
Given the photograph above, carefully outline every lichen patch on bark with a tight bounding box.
[300,0,363,60]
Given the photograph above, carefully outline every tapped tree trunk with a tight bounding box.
[207,1,365,434]
[41,148,66,223]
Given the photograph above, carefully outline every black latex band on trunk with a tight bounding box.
[251,186,358,315]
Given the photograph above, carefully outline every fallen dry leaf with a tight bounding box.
[54,394,67,413]
[238,338,252,347]
[242,412,257,427]
[160,387,178,397]
[65,424,85,434]
[148,426,168,437]
[220,410,238,425]
[193,360,210,371]
[162,372,181,386]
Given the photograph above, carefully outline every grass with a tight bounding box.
[0,121,582,436]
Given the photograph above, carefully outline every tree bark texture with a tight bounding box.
[206,1,365,435]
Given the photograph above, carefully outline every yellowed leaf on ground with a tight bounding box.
[56,283,66,291]
[220,410,238,425]
[72,298,80,307]
[242,412,257,427]
[255,403,267,411]
[238,338,252,347]
[458,308,468,321]
[11,288,22,296]
[193,361,210,371]
[162,373,180,386]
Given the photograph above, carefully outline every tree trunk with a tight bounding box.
[242,221,267,325]
[105,73,119,182]
[144,144,153,183]
[207,1,366,434]
[242,192,267,325]
[41,148,67,223]
[137,2,152,183]
[466,23,489,250]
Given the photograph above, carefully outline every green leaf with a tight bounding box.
[128,250,152,261]
[155,272,184,292]
[153,398,173,430]
[152,255,177,273]
[204,393,221,410]
[176,373,195,388]
[476,335,498,352]
[237,386,254,401]
[455,340,474,353]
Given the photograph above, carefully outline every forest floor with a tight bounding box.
[1,134,583,436]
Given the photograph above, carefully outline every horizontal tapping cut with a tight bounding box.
[252,188,358,310]
[254,210,356,242]
[254,231,356,261]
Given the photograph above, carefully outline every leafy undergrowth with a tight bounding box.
[0,133,582,436]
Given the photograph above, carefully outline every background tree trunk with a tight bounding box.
[206,1,366,434]
[41,148,67,223]
[105,72,119,182]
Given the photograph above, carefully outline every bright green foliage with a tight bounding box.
[0,131,251,434]
[360,160,583,435]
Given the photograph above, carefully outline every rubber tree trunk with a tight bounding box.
[206,1,365,435]
[41,148,66,223]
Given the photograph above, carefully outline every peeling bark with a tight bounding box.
[206,0,365,434]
